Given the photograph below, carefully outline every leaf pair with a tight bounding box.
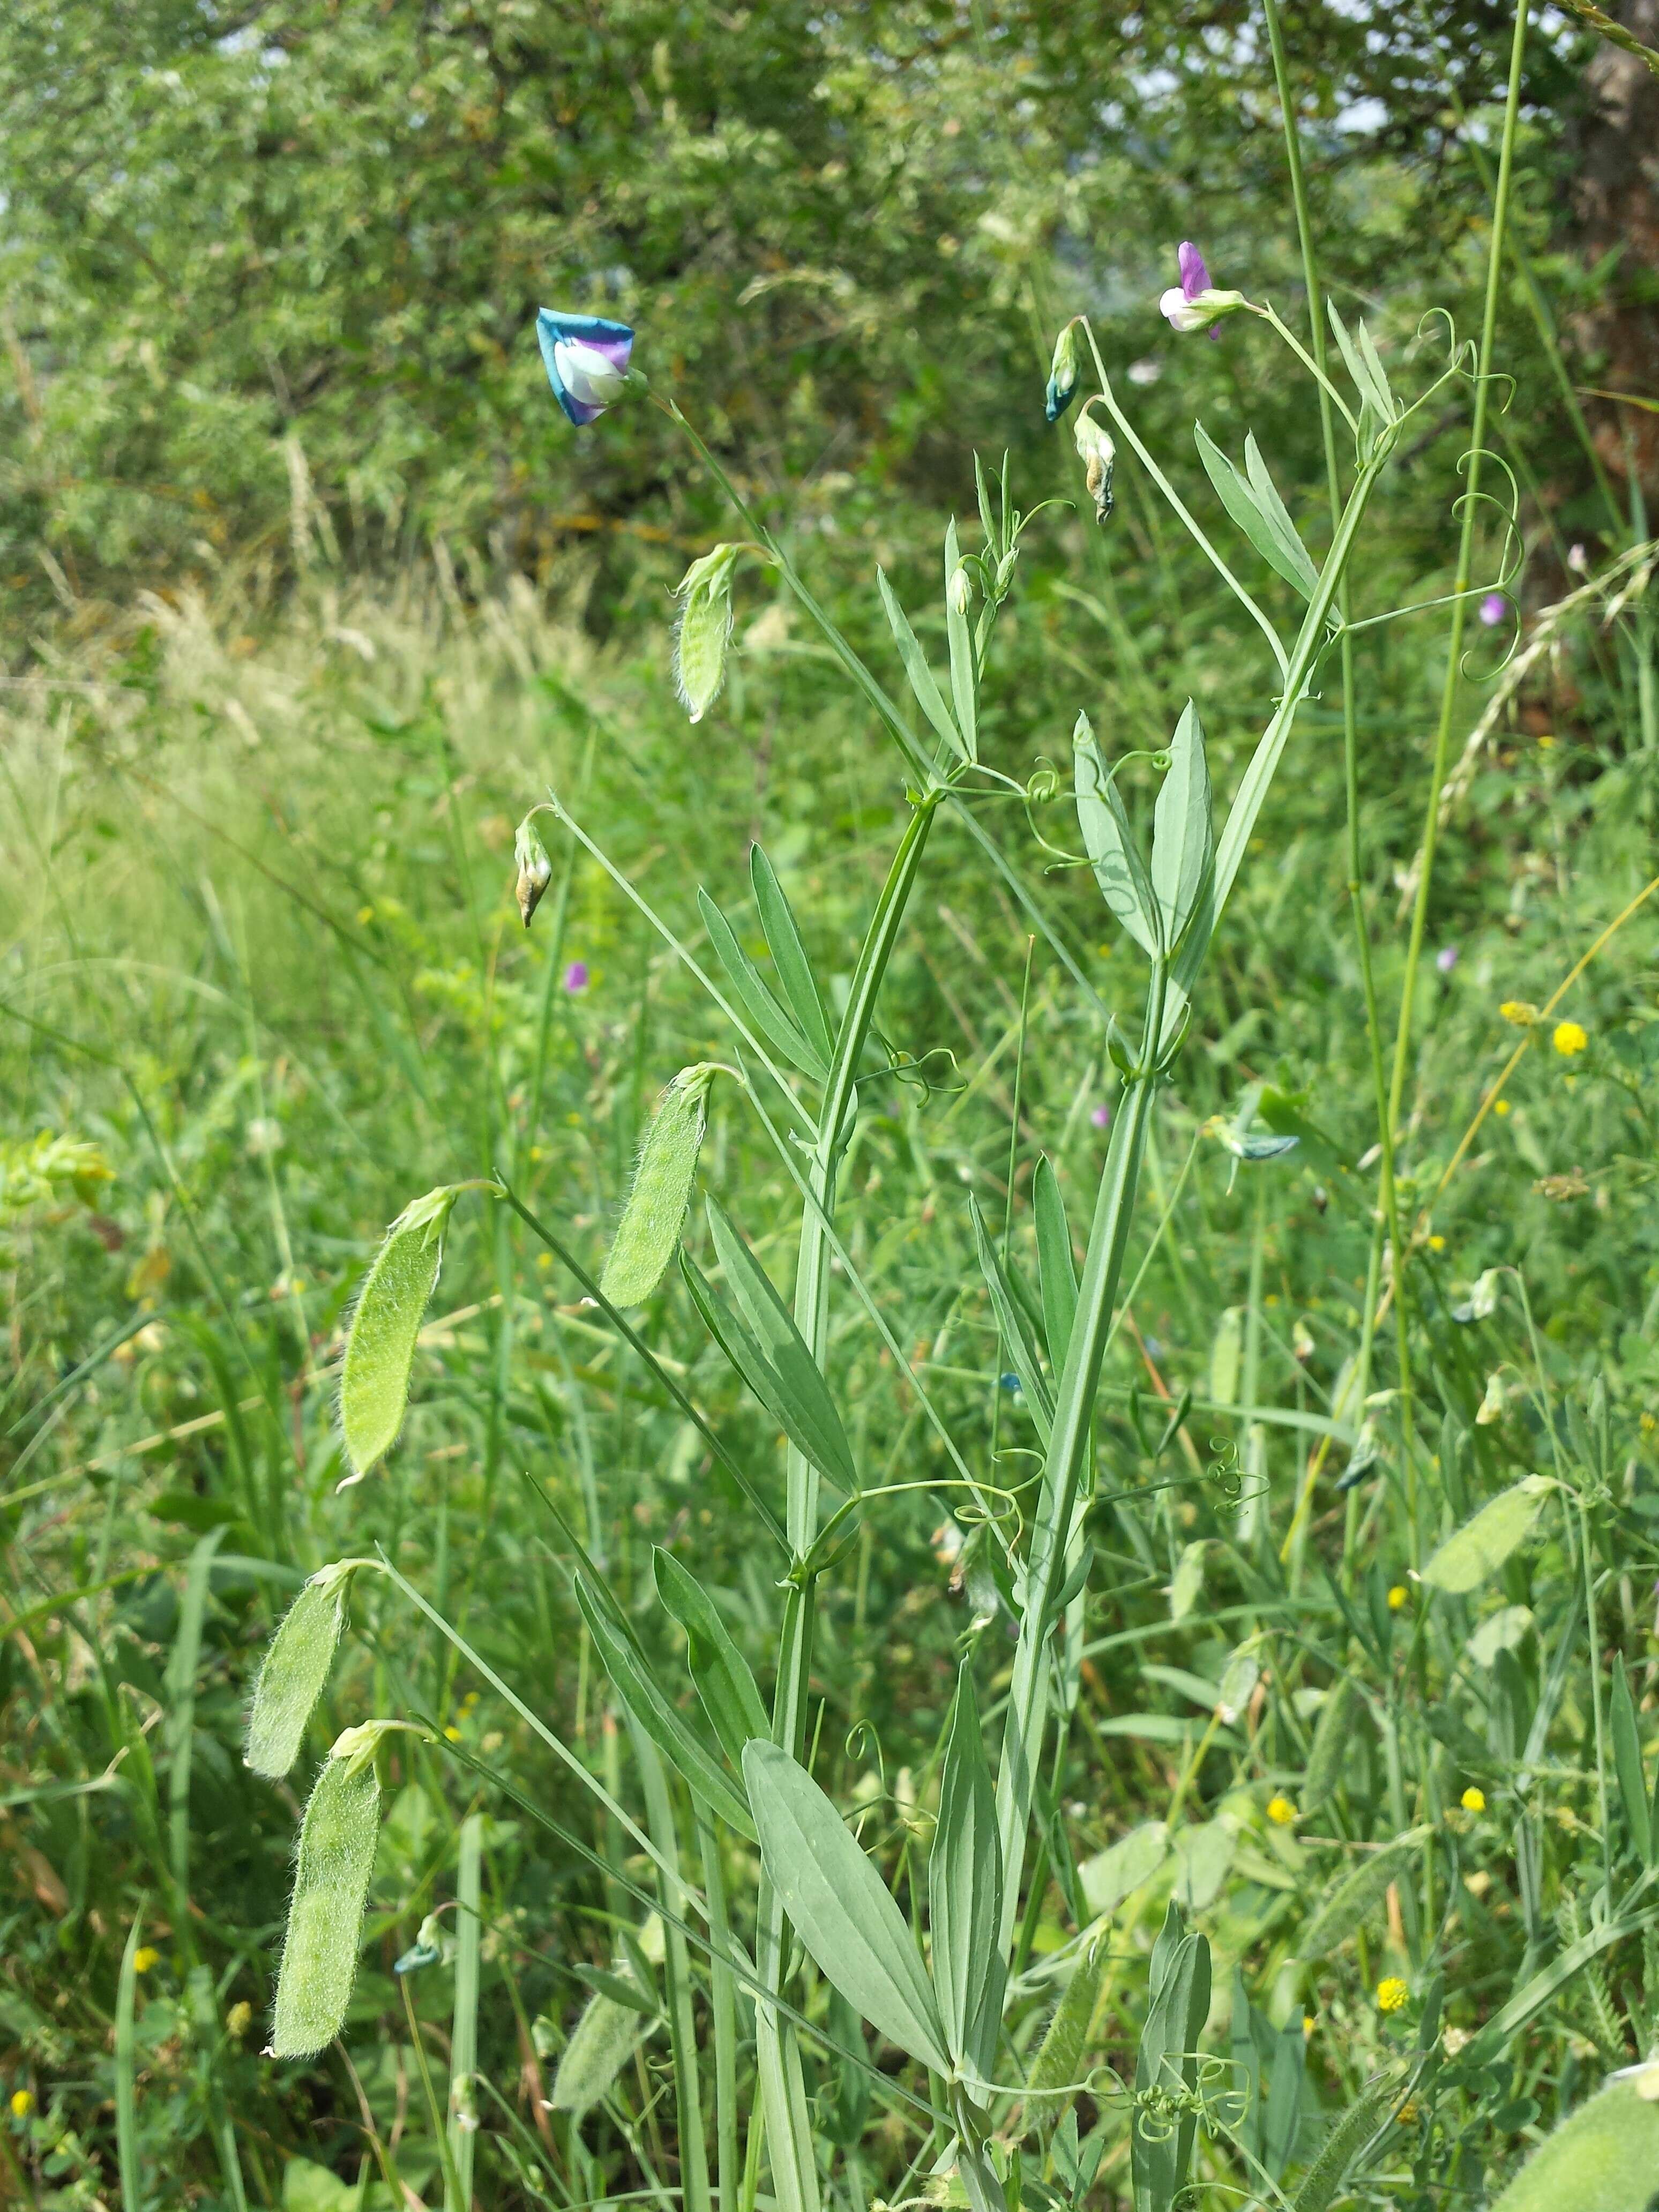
[1073,704,1213,965]
[878,516,977,767]
[744,1668,1004,2087]
[700,845,835,1085]
[1132,1902,1211,2212]
[684,1195,856,1493]
[1194,425,1319,600]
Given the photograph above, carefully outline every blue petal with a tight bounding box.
[536,308,634,427]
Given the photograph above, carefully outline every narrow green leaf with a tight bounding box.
[877,567,965,761]
[1193,422,1316,600]
[750,847,836,1072]
[1302,1675,1364,1811]
[569,1556,755,1840]
[743,1740,951,2076]
[1132,1902,1210,2212]
[1327,304,1392,422]
[1244,435,1320,597]
[944,518,978,763]
[1421,1477,1553,1595]
[699,889,824,1080]
[653,1548,769,1775]
[696,1198,857,1491]
[969,1196,1053,1445]
[929,1669,1004,2075]
[1032,1157,1077,1370]
[1610,1657,1652,1863]
[1149,702,1214,953]
[1297,1828,1431,1961]
[1072,713,1159,955]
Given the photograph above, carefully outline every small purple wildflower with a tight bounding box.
[1436,946,1459,975]
[1478,593,1508,627]
[563,960,590,994]
[1090,1102,1112,1130]
[1159,241,1243,339]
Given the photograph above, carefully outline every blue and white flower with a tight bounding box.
[535,309,635,426]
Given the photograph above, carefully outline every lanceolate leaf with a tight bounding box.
[877,567,965,763]
[686,1198,857,1492]
[1149,703,1214,955]
[1032,1157,1077,1369]
[1132,1902,1211,2212]
[1073,713,1159,955]
[929,1669,1004,2075]
[1610,1656,1653,1864]
[1244,435,1320,596]
[970,1196,1053,1444]
[653,1547,769,1775]
[699,888,825,1080]
[743,1740,951,2076]
[750,847,836,1072]
[1193,422,1317,600]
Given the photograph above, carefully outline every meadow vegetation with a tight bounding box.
[4,4,1659,2210]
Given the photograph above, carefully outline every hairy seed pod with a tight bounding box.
[550,1978,651,2121]
[599,1066,718,1307]
[1302,1675,1363,1812]
[1296,1827,1430,1962]
[245,1561,360,1779]
[1487,2066,1659,2212]
[270,1742,382,2058]
[338,1186,460,1482]
[672,546,739,723]
[1023,1937,1103,2132]
[1291,2060,1411,2211]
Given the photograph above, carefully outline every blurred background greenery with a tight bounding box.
[5,3,1659,2208]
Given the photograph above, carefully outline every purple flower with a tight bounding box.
[536,310,634,427]
[1159,242,1244,338]
[1090,1102,1112,1130]
[1478,593,1508,627]
[563,960,589,994]
[1436,946,1459,974]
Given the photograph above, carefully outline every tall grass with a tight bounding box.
[5,12,1659,2207]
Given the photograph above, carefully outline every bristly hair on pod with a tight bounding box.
[672,545,741,723]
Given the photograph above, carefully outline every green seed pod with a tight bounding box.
[550,1976,652,2121]
[245,1561,361,1779]
[1302,1675,1364,1813]
[1291,2060,1411,2211]
[599,1066,719,1307]
[672,545,739,723]
[338,1186,461,1483]
[1023,1935,1103,2133]
[1296,1827,1430,1963]
[270,1735,383,2058]
[1488,2066,1659,2212]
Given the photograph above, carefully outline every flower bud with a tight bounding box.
[535,309,636,427]
[947,564,972,615]
[1045,322,1080,423]
[673,545,740,723]
[514,816,554,928]
[1073,406,1116,526]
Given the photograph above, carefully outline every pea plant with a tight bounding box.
[241,236,1654,2203]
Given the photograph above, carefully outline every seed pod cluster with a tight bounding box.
[338,1186,460,1482]
[245,1561,361,1779]
[600,1065,719,1307]
[270,1733,384,2058]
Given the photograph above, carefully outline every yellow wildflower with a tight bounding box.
[1427,1234,1445,1252]
[1376,1977,1409,2014]
[1387,1584,1409,1611]
[9,2089,34,2119]
[1461,1787,1486,1814]
[444,1725,462,1742]
[1552,1020,1587,1057]
[1493,1098,1511,1117]
[1266,1795,1297,1827]
[132,1947,160,1974]
[1499,1000,1539,1028]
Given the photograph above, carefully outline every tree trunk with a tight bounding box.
[1566,0,1659,511]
